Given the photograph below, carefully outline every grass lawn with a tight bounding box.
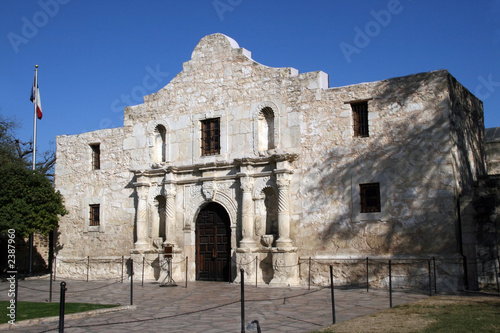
[311,294,500,333]
[1,301,119,324]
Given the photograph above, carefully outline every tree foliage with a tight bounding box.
[0,113,66,237]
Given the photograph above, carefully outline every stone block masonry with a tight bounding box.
[54,34,497,291]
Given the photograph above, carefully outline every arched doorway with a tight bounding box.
[196,202,231,281]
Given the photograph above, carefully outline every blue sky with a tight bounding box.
[1,0,499,155]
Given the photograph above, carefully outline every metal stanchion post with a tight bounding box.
[308,257,311,290]
[86,256,90,282]
[121,255,124,283]
[428,259,432,296]
[255,256,258,287]
[366,257,369,292]
[433,257,437,294]
[142,256,145,287]
[389,260,393,308]
[54,256,57,281]
[59,281,67,333]
[495,257,500,293]
[241,269,245,333]
[185,256,188,288]
[130,259,134,306]
[330,265,336,324]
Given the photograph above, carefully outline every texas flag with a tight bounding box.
[30,73,43,120]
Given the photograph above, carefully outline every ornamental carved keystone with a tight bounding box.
[202,181,217,201]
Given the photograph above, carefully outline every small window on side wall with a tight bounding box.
[352,101,369,137]
[90,144,100,170]
[360,183,381,213]
[89,204,100,226]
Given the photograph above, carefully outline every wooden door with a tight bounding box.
[196,203,231,281]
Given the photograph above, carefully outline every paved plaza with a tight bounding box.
[0,277,428,332]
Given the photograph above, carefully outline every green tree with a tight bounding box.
[0,113,66,237]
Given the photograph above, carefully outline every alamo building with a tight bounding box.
[54,34,500,291]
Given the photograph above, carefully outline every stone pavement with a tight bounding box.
[0,277,428,332]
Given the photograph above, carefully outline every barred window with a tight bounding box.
[89,204,100,226]
[360,183,381,213]
[90,144,100,170]
[201,118,220,156]
[352,102,369,137]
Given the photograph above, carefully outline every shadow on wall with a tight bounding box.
[301,71,485,257]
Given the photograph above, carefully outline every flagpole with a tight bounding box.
[29,64,39,276]
[32,65,38,171]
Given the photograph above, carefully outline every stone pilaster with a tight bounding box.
[239,175,257,248]
[135,183,151,251]
[275,172,293,247]
[164,183,177,246]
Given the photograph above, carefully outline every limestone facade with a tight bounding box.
[485,127,500,175]
[55,34,497,290]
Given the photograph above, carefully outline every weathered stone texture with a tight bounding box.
[485,127,500,175]
[55,127,135,258]
[54,34,496,291]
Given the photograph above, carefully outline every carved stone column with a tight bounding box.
[164,183,177,246]
[275,172,293,247]
[135,184,150,251]
[239,175,256,248]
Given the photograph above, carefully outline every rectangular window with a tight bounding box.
[352,101,369,137]
[90,144,100,170]
[201,118,220,156]
[89,204,100,226]
[360,183,381,213]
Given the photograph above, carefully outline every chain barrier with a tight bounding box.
[37,299,242,333]
[7,255,500,332]
[232,257,257,266]
[28,254,499,293]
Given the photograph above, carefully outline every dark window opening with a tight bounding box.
[90,144,100,170]
[201,118,220,156]
[360,183,381,213]
[89,204,100,226]
[352,102,369,137]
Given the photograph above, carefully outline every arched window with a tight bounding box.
[258,107,275,151]
[154,125,166,163]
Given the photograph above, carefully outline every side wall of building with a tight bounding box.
[486,140,500,175]
[292,71,469,287]
[446,74,489,290]
[55,127,135,277]
[294,71,458,255]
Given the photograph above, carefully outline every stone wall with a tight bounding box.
[295,71,463,257]
[55,127,135,258]
[485,128,500,175]
[54,34,492,291]
[472,175,500,290]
